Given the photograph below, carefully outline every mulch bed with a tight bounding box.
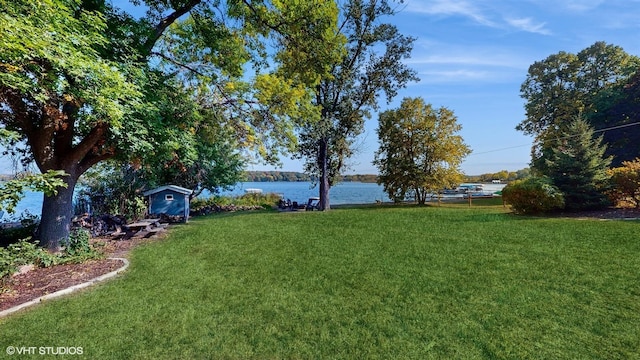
[0,259,124,312]
[0,235,163,313]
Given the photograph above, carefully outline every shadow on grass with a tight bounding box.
[331,197,508,211]
[189,207,279,221]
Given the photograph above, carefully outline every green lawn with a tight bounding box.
[1,204,639,359]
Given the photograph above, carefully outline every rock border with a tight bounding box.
[0,257,129,318]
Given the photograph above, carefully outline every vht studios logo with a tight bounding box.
[6,346,84,356]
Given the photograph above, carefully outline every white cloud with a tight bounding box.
[423,69,489,79]
[522,0,605,12]
[404,0,497,27]
[404,1,551,35]
[412,68,523,84]
[401,40,534,84]
[420,69,495,84]
[407,54,525,69]
[562,0,605,12]
[505,17,551,35]
[406,41,533,70]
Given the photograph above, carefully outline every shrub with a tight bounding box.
[607,158,640,208]
[0,239,57,280]
[60,228,100,262]
[79,164,147,221]
[190,193,281,214]
[1,229,101,283]
[502,177,565,214]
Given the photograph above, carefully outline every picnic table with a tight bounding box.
[118,218,168,239]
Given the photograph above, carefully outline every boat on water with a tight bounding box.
[244,188,263,194]
[441,184,484,195]
[458,184,484,192]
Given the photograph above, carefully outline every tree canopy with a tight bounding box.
[589,70,640,166]
[1,0,147,247]
[374,97,470,204]
[518,41,640,171]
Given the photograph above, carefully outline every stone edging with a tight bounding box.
[0,257,129,318]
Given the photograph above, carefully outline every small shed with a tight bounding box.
[143,185,193,223]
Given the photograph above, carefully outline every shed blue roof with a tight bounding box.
[143,185,193,196]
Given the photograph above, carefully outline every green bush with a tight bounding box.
[607,158,640,208]
[237,192,282,208]
[190,193,281,213]
[1,230,102,283]
[0,239,57,280]
[60,228,100,262]
[502,177,565,214]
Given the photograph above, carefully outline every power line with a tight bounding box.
[468,143,531,156]
[469,121,640,157]
[593,121,640,134]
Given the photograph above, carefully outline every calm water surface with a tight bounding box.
[212,181,392,205]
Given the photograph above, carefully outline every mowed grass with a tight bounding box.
[1,204,639,359]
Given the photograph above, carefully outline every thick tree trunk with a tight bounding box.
[318,138,331,211]
[415,187,425,205]
[38,176,77,251]
[26,103,113,251]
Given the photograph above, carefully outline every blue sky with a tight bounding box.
[258,0,640,175]
[3,0,639,176]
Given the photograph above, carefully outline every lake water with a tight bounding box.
[212,181,392,205]
[212,181,506,205]
[1,191,43,221]
[3,182,506,220]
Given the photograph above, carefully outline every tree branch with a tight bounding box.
[150,51,207,77]
[141,0,203,58]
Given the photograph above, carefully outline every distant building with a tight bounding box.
[143,185,193,222]
[491,179,501,184]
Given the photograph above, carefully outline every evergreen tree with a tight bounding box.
[544,118,612,211]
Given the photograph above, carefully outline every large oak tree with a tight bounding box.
[1,0,145,249]
[0,0,340,249]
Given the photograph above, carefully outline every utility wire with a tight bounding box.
[469,120,640,157]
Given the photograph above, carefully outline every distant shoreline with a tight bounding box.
[244,171,378,183]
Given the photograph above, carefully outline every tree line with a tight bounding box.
[464,169,531,183]
[244,171,378,183]
[244,170,531,184]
